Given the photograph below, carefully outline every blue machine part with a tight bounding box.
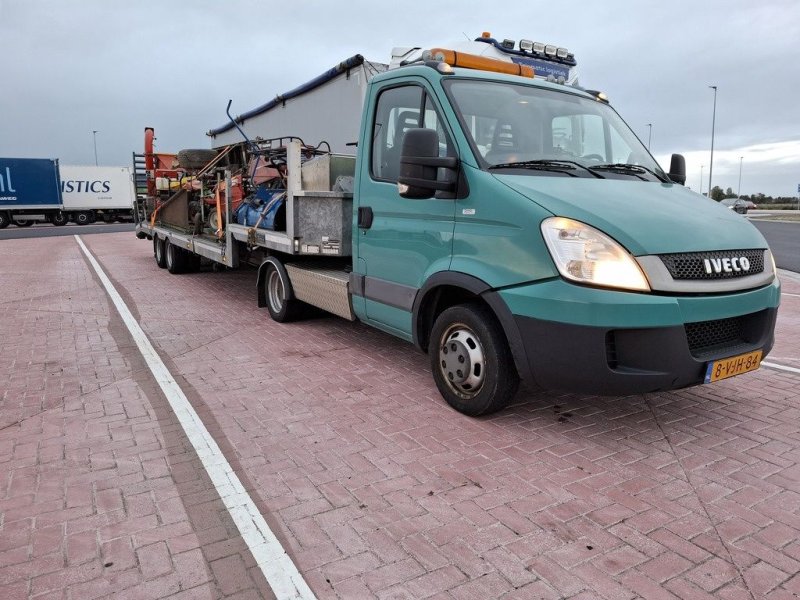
[0,158,62,208]
[235,188,285,230]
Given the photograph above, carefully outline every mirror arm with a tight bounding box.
[397,176,456,192]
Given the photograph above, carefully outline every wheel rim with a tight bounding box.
[267,269,284,313]
[438,323,486,398]
[155,239,163,262]
[166,243,174,268]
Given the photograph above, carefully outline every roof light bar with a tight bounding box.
[519,39,533,52]
[423,47,534,78]
[556,47,568,59]
[544,45,557,56]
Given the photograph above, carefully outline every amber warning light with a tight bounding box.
[422,48,534,78]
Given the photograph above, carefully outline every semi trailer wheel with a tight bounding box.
[14,219,34,227]
[154,236,167,268]
[51,211,69,226]
[75,211,92,225]
[0,212,9,229]
[429,303,519,416]
[264,259,303,322]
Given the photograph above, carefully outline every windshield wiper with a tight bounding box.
[488,160,603,178]
[589,163,666,181]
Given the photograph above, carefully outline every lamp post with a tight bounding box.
[708,86,717,197]
[700,165,704,195]
[646,123,652,150]
[92,130,99,166]
[737,156,743,198]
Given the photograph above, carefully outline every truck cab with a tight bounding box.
[349,48,779,415]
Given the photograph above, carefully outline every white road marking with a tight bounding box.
[762,361,800,375]
[75,235,316,600]
[782,292,800,298]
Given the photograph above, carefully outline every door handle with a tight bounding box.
[358,206,373,229]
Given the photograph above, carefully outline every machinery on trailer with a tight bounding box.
[135,34,780,416]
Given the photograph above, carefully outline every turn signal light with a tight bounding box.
[424,48,534,78]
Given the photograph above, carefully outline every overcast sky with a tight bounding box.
[1,0,798,197]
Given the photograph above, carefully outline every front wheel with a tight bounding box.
[0,212,9,229]
[429,303,519,416]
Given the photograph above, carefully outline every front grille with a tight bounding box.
[685,316,747,357]
[660,249,764,280]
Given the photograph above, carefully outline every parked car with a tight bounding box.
[721,198,748,214]
[743,199,757,210]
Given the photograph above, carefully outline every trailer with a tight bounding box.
[135,35,780,417]
[0,158,64,228]
[60,165,137,224]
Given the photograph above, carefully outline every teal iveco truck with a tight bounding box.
[136,35,779,416]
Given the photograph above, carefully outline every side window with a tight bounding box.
[371,86,453,182]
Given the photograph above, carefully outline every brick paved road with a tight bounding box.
[1,232,799,599]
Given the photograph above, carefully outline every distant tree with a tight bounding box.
[724,187,736,198]
[710,185,725,201]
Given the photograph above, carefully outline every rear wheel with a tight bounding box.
[429,303,519,416]
[264,259,303,322]
[0,212,9,229]
[165,240,186,274]
[75,211,92,225]
[51,211,68,226]
[154,236,167,268]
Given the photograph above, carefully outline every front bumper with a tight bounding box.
[496,278,781,396]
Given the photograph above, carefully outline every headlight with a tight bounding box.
[541,217,650,292]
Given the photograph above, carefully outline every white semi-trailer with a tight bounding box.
[60,165,136,224]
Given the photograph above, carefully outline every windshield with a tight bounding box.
[444,79,666,181]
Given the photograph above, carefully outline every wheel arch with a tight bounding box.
[256,255,294,308]
[412,272,533,382]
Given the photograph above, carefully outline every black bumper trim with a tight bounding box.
[514,308,777,396]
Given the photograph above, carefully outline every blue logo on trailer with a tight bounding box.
[0,158,62,207]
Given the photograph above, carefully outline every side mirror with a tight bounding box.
[398,128,458,199]
[668,153,686,185]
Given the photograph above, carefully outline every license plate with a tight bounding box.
[704,349,763,383]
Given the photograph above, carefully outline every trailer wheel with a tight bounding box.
[177,149,218,169]
[51,211,69,226]
[264,260,303,322]
[165,240,186,274]
[0,212,9,229]
[75,211,92,226]
[154,236,167,268]
[429,303,519,416]
[15,219,34,227]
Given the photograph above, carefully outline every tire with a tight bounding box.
[75,211,92,225]
[154,236,167,268]
[207,209,225,232]
[264,259,303,322]
[0,212,9,229]
[176,149,217,169]
[429,303,520,416]
[51,211,69,226]
[15,219,34,227]
[165,239,186,274]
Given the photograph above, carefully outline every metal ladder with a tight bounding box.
[131,152,148,225]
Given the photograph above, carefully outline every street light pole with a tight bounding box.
[92,130,99,166]
[646,123,652,150]
[708,86,717,197]
[737,156,743,198]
